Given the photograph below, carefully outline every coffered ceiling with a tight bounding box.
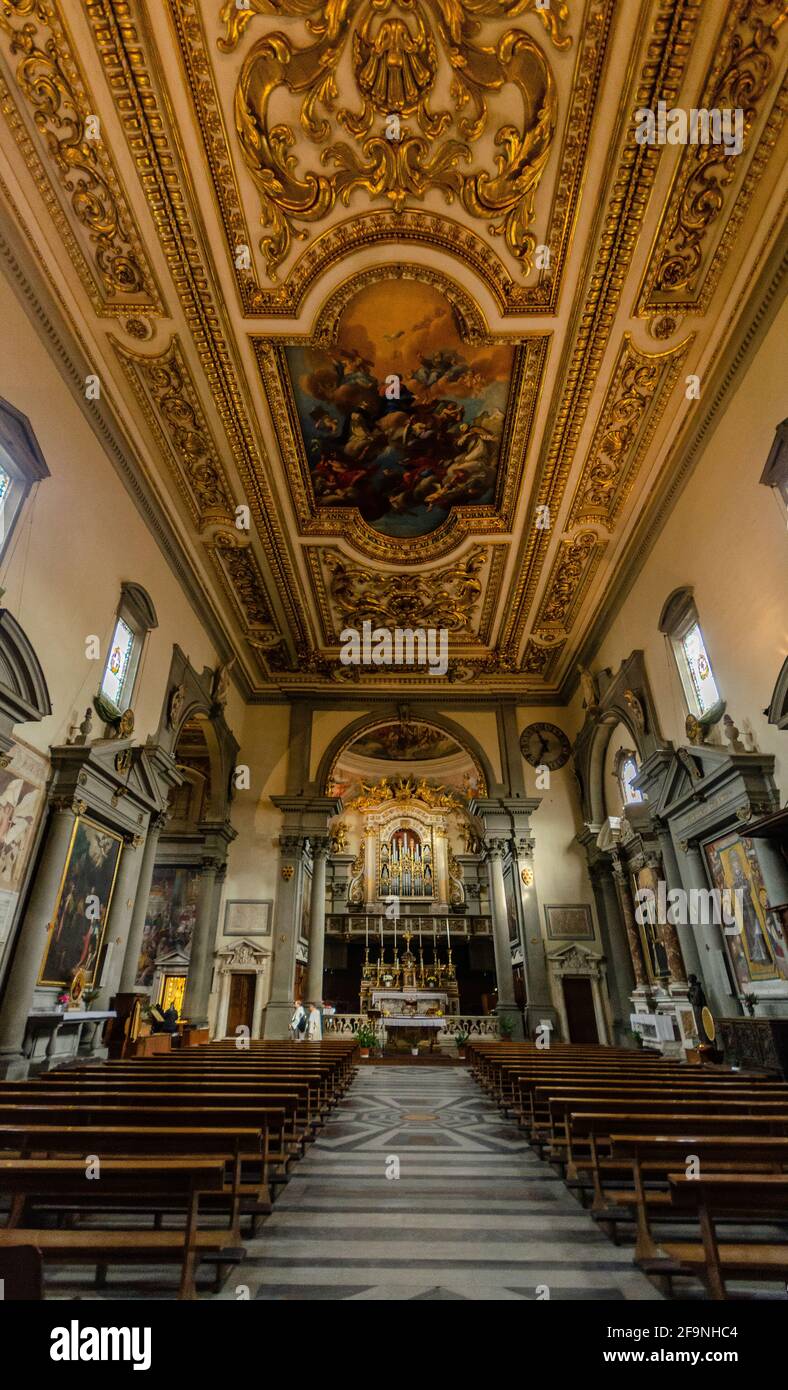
[0,0,785,700]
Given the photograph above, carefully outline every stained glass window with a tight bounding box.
[680,621,720,715]
[619,755,643,805]
[0,469,10,504]
[100,616,135,711]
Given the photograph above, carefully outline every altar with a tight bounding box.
[370,989,449,1053]
[371,990,448,1016]
[359,929,460,1016]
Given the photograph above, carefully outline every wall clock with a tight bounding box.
[519,722,571,771]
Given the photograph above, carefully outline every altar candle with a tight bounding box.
[446,918,451,948]
[365,918,369,949]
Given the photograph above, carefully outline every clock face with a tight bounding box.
[519,722,571,771]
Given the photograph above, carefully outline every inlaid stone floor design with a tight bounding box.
[226,1065,660,1302]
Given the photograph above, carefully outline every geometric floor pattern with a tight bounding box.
[227,1065,661,1301]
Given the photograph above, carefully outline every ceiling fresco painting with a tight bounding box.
[0,0,783,699]
[285,280,514,538]
[350,722,462,762]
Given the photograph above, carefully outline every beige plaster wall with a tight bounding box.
[591,296,788,797]
[0,275,226,755]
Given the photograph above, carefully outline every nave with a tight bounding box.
[4,1036,788,1305]
[225,1065,656,1302]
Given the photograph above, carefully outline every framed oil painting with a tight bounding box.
[136,865,200,987]
[545,904,595,942]
[38,816,123,987]
[704,831,788,986]
[0,738,49,960]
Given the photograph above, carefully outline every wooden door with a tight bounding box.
[227,972,256,1036]
[562,976,599,1044]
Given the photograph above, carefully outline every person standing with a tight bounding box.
[306,1001,322,1041]
[291,998,306,1041]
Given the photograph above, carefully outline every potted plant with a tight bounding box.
[454,1030,469,1061]
[498,1014,514,1042]
[742,992,759,1017]
[354,1023,377,1059]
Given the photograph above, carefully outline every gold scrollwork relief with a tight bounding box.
[324,546,487,637]
[500,0,702,656]
[0,0,162,314]
[222,0,568,280]
[534,529,605,633]
[637,0,787,315]
[164,0,613,315]
[568,333,693,529]
[113,337,236,526]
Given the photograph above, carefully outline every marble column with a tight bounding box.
[590,860,635,1044]
[675,838,732,1018]
[484,839,523,1038]
[181,856,220,1027]
[264,834,308,1038]
[305,838,330,1005]
[96,833,145,1008]
[655,827,700,981]
[611,848,647,989]
[118,812,166,993]
[0,805,76,1076]
[513,837,559,1037]
[644,849,687,987]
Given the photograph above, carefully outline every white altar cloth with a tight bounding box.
[383,1016,445,1029]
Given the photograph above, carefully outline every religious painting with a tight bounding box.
[284,280,514,538]
[38,816,123,987]
[544,904,595,941]
[633,865,670,984]
[0,738,48,959]
[135,866,200,987]
[351,722,461,762]
[705,832,788,986]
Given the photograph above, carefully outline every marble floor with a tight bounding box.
[226,1064,660,1302]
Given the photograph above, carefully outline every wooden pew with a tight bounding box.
[664,1174,788,1299]
[0,1157,239,1298]
[600,1133,788,1259]
[0,1123,267,1231]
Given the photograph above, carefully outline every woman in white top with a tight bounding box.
[306,1002,322,1040]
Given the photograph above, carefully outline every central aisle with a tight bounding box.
[228,1065,658,1301]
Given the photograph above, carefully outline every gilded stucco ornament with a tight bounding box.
[325,548,486,634]
[222,0,567,278]
[0,0,161,311]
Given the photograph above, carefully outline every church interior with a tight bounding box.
[0,0,786,1324]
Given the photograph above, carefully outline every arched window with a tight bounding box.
[658,587,722,720]
[0,397,50,566]
[614,748,643,807]
[96,582,158,720]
